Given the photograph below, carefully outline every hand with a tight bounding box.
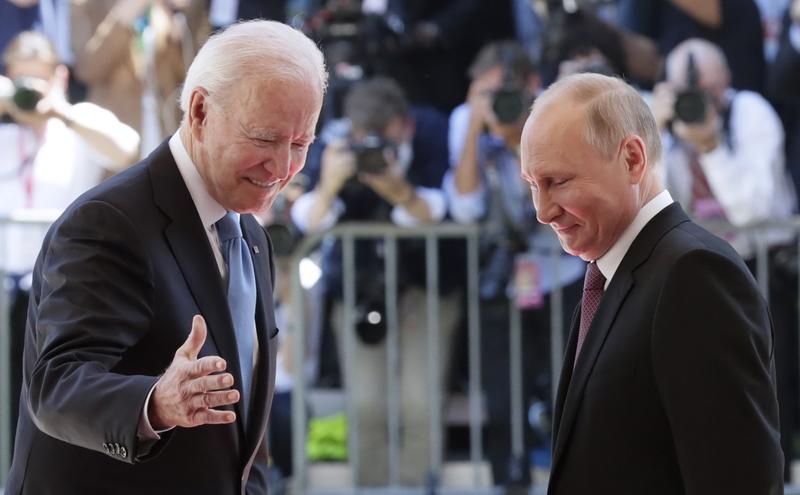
[359,160,414,206]
[4,79,64,129]
[148,315,239,430]
[652,82,677,131]
[672,102,721,154]
[466,77,497,132]
[318,140,356,198]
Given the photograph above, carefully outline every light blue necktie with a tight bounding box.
[216,212,257,425]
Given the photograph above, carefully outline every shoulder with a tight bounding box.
[648,222,758,298]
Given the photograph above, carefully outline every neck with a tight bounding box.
[637,171,663,209]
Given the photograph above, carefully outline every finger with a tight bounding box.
[191,408,237,427]
[189,389,240,410]
[186,372,234,395]
[177,314,207,360]
[186,355,227,378]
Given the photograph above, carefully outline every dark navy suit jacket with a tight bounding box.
[8,141,279,494]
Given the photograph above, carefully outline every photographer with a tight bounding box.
[654,37,798,479]
[445,40,584,489]
[0,30,139,449]
[70,0,209,156]
[291,77,460,487]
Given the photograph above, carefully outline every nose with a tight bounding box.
[534,188,561,225]
[271,142,292,181]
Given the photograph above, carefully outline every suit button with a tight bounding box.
[120,446,128,459]
[113,443,120,455]
[102,442,109,452]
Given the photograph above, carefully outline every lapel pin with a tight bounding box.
[253,245,260,254]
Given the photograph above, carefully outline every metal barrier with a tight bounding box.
[2,215,800,493]
[288,222,568,494]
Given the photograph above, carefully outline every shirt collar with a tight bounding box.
[596,189,673,287]
[169,132,227,229]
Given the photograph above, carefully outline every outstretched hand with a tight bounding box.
[148,315,239,430]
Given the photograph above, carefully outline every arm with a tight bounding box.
[652,249,783,492]
[292,140,352,233]
[70,0,149,85]
[29,200,240,461]
[28,199,158,462]
[696,93,787,225]
[54,102,140,170]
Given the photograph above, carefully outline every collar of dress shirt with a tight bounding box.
[169,132,227,229]
[595,189,673,288]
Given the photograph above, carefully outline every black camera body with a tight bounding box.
[12,78,44,111]
[1,77,44,122]
[350,133,393,174]
[673,53,707,124]
[491,47,530,125]
[492,86,528,125]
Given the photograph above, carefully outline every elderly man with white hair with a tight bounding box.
[6,20,326,495]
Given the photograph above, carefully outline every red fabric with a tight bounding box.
[575,262,605,367]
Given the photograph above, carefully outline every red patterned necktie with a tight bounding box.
[574,262,606,367]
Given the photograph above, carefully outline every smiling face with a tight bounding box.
[189,75,321,213]
[521,100,641,261]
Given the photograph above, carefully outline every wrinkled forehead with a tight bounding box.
[524,99,586,152]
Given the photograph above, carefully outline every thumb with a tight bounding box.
[177,314,207,360]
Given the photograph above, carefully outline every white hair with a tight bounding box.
[179,20,328,119]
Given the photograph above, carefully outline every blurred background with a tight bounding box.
[2,0,800,493]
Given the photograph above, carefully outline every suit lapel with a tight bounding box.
[549,203,692,485]
[148,142,247,439]
[241,216,277,462]
[551,302,581,452]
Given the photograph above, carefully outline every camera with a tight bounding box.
[0,76,44,112]
[1,76,44,123]
[491,47,530,125]
[492,86,528,125]
[673,52,707,124]
[350,133,394,174]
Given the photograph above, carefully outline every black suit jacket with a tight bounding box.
[7,142,279,495]
[548,203,784,495]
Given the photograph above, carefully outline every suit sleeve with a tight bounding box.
[651,249,784,494]
[27,199,158,464]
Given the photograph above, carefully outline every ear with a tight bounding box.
[620,135,648,184]
[187,87,211,143]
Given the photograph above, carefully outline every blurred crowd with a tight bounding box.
[3,0,800,491]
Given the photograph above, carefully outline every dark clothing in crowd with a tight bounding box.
[619,0,766,92]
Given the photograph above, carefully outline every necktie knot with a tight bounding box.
[216,212,242,243]
[584,262,605,292]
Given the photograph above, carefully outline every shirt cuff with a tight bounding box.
[137,383,172,442]
[290,190,344,233]
[391,187,447,226]
[442,170,487,223]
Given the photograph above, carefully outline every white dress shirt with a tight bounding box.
[596,190,674,288]
[138,133,259,440]
[662,90,796,258]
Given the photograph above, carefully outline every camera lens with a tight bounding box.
[674,89,706,124]
[492,88,527,125]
